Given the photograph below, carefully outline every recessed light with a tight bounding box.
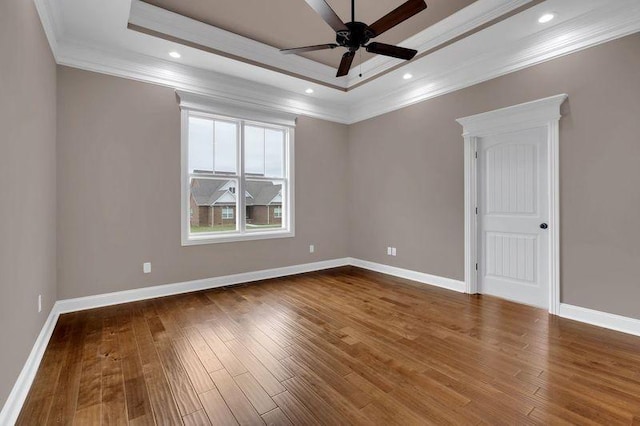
[169,51,181,59]
[305,88,314,94]
[538,13,555,24]
[403,73,413,80]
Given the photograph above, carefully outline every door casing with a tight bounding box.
[457,94,567,315]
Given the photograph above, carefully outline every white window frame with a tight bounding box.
[179,91,295,245]
[221,206,234,220]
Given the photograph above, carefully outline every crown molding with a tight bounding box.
[176,90,298,127]
[128,0,533,90]
[457,93,567,136]
[347,0,533,85]
[128,0,344,89]
[348,0,640,123]
[34,0,640,125]
[33,0,64,57]
[56,41,351,124]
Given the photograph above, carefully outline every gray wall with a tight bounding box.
[4,7,638,418]
[348,33,640,319]
[56,67,350,299]
[0,0,57,409]
[56,34,640,320]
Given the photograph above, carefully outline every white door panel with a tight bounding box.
[478,127,549,309]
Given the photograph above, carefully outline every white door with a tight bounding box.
[478,127,549,309]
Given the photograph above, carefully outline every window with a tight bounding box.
[221,206,234,220]
[181,100,294,245]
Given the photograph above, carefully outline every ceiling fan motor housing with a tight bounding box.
[337,22,374,51]
[280,0,427,76]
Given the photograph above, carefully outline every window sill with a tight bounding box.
[182,229,294,246]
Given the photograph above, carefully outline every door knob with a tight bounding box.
[540,223,548,229]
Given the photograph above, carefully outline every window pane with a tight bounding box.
[265,129,284,177]
[245,179,284,231]
[215,121,237,174]
[189,117,213,173]
[245,125,265,176]
[190,177,238,234]
[245,125,285,177]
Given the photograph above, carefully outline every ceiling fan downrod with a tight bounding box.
[352,0,355,23]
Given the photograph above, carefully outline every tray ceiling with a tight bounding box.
[33,0,640,123]
[141,0,477,67]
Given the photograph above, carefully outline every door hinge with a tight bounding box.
[475,207,478,215]
[475,263,478,271]
[475,151,478,159]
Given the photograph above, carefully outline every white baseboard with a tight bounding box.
[0,307,60,426]
[56,258,352,314]
[349,258,466,293]
[559,303,640,337]
[7,258,640,425]
[0,257,350,424]
[52,258,466,316]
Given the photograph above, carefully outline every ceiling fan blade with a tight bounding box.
[369,0,427,37]
[304,0,348,33]
[366,42,417,60]
[280,43,338,54]
[336,51,355,77]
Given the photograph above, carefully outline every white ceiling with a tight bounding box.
[36,0,640,123]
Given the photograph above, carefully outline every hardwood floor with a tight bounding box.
[17,267,640,425]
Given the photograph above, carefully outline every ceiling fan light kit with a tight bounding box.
[281,0,428,77]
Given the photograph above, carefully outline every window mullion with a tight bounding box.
[212,121,216,173]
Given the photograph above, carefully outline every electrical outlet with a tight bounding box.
[391,247,397,256]
[38,294,42,313]
[309,244,315,253]
[143,262,152,274]
[387,247,392,255]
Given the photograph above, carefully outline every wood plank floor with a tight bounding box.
[18,267,640,425]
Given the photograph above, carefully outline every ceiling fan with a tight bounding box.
[281,0,428,77]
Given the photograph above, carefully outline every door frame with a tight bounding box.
[457,94,567,315]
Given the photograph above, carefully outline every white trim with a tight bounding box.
[55,258,350,314]
[57,41,350,124]
[32,0,62,58]
[179,96,295,246]
[0,258,347,423]
[457,94,567,315]
[34,0,640,124]
[0,256,461,423]
[559,304,640,337]
[6,259,640,424]
[0,307,60,426]
[127,0,533,88]
[349,258,466,293]
[56,259,466,314]
[348,0,532,84]
[181,108,190,248]
[128,0,340,87]
[463,135,479,295]
[183,229,295,246]
[176,90,298,128]
[347,0,640,123]
[457,95,566,136]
